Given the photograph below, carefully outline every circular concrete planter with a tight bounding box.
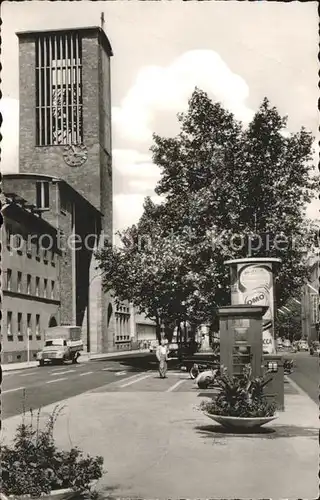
[203,412,277,429]
[5,488,79,500]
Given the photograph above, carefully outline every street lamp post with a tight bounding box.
[87,271,103,354]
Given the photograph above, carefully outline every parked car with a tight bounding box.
[297,340,309,352]
[167,342,179,358]
[310,341,320,356]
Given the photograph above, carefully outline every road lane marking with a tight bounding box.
[50,370,76,376]
[79,371,93,377]
[2,386,25,394]
[115,371,127,376]
[19,372,38,377]
[166,380,187,392]
[120,373,153,388]
[46,377,68,384]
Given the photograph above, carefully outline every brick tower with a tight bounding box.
[16,26,114,352]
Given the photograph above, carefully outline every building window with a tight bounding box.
[35,239,41,261]
[27,274,32,294]
[44,279,48,298]
[51,250,56,266]
[36,277,40,296]
[7,312,12,336]
[27,314,32,340]
[17,272,22,293]
[36,182,50,210]
[36,314,41,338]
[17,313,22,337]
[6,269,12,291]
[35,33,83,146]
[311,294,319,325]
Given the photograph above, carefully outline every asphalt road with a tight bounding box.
[2,353,160,419]
[287,351,319,404]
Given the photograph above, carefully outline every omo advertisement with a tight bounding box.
[230,262,276,354]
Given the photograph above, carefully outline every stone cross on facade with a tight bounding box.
[100,12,105,30]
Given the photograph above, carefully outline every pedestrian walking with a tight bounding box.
[156,339,169,378]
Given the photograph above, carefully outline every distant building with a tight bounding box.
[134,312,157,344]
[2,26,115,357]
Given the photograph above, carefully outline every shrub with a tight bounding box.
[200,365,277,418]
[1,405,105,498]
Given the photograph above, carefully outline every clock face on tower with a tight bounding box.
[63,144,88,167]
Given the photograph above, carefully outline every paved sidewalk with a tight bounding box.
[1,374,318,499]
[1,349,149,372]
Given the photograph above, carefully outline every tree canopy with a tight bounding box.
[96,88,318,339]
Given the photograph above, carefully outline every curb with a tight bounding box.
[284,375,318,408]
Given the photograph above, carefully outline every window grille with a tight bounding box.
[36,32,83,146]
[36,182,50,209]
[18,313,22,335]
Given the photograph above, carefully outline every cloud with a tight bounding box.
[112,50,254,143]
[306,198,320,221]
[113,148,161,195]
[0,97,19,172]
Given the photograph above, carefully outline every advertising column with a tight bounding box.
[225,258,282,354]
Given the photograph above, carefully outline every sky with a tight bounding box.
[1,1,319,233]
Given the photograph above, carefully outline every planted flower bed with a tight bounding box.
[1,405,105,499]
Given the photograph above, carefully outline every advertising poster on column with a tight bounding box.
[230,263,276,354]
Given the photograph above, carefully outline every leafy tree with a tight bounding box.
[97,88,318,334]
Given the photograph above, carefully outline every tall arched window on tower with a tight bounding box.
[35,31,83,146]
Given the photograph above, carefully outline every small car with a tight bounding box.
[149,340,159,353]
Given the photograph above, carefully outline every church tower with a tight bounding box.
[16,26,114,352]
